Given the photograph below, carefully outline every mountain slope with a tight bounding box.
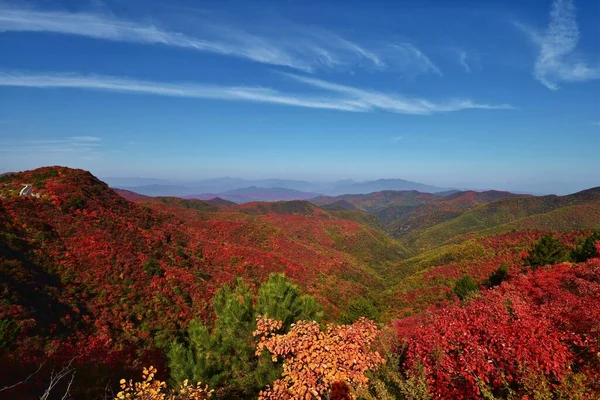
[0,167,411,394]
[312,190,436,211]
[404,187,600,250]
[204,197,237,207]
[384,190,527,238]
[328,179,448,195]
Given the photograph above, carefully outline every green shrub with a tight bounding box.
[569,231,600,263]
[486,263,509,288]
[453,275,479,301]
[143,257,164,277]
[524,234,568,268]
[354,353,431,400]
[0,319,20,353]
[340,298,380,324]
[61,196,85,212]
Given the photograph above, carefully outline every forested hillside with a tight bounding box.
[1,167,599,399]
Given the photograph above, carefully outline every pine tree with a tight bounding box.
[168,273,321,398]
[256,273,322,330]
[486,263,510,288]
[339,298,380,324]
[168,278,256,397]
[453,275,479,300]
[570,231,600,263]
[524,234,568,268]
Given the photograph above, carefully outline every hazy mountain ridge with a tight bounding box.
[107,176,449,200]
[184,186,321,203]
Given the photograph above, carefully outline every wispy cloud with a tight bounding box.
[0,71,368,112]
[458,51,470,73]
[0,136,102,153]
[0,4,389,73]
[284,73,513,115]
[392,136,404,141]
[70,135,102,142]
[516,0,600,90]
[384,43,442,77]
[0,70,514,115]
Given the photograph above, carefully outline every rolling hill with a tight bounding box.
[384,190,527,238]
[311,189,528,240]
[311,190,437,211]
[403,187,600,250]
[2,166,599,398]
[325,178,448,195]
[0,167,412,395]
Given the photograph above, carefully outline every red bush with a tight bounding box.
[395,259,600,398]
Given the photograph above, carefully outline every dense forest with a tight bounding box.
[1,167,599,399]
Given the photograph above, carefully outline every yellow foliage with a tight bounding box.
[115,366,213,400]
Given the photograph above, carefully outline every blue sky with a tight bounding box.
[0,0,598,193]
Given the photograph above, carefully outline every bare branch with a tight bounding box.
[0,362,44,392]
[40,358,76,400]
[60,372,75,400]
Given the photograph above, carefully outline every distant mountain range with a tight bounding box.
[184,186,321,203]
[3,166,600,398]
[103,176,449,202]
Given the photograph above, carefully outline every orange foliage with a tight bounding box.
[254,317,384,399]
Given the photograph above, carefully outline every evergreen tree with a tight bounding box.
[256,273,322,330]
[524,234,568,268]
[168,273,321,398]
[570,231,600,263]
[339,298,380,324]
[453,275,479,301]
[168,278,255,397]
[486,263,510,288]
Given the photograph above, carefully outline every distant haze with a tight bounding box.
[101,175,600,201]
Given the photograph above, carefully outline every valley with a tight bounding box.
[1,166,599,398]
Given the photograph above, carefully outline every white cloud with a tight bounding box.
[0,70,514,115]
[0,5,388,73]
[384,43,442,77]
[0,136,102,153]
[0,71,369,112]
[284,73,513,115]
[517,0,600,90]
[0,4,451,78]
[458,51,470,73]
[70,136,102,142]
[392,136,404,141]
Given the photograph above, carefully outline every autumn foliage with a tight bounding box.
[254,317,385,399]
[116,366,213,399]
[2,167,600,399]
[394,257,600,399]
[0,167,400,396]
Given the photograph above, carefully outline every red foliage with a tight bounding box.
[394,259,600,399]
[393,230,589,315]
[0,167,394,396]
